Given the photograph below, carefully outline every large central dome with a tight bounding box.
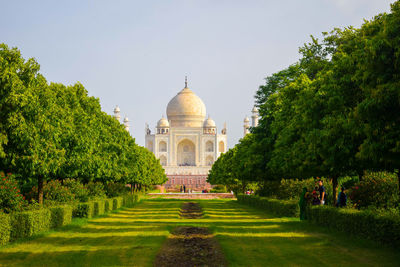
[166,85,206,128]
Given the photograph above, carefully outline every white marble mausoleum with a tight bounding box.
[145,78,227,190]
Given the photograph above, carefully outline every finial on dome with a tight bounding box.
[185,76,188,88]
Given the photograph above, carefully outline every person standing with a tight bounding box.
[336,186,347,207]
[299,187,308,220]
[183,185,186,193]
[312,187,320,205]
[318,180,326,205]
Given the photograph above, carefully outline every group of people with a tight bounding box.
[180,185,193,193]
[245,190,254,195]
[299,180,347,220]
[311,180,327,206]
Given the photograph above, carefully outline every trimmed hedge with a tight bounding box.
[10,209,51,240]
[237,194,299,217]
[49,206,73,228]
[307,206,400,247]
[1,193,142,246]
[112,197,123,210]
[0,213,11,245]
[104,199,111,213]
[123,194,141,207]
[93,200,105,216]
[73,202,95,218]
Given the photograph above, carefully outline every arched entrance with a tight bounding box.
[177,139,195,166]
[159,155,167,166]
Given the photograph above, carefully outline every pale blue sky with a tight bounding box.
[0,0,395,146]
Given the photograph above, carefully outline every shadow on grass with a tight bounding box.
[0,199,399,267]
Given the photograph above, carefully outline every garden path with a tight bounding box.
[0,199,399,266]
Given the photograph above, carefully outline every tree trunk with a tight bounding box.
[130,183,133,195]
[38,176,44,205]
[332,176,338,206]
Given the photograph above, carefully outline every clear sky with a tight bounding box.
[0,0,395,147]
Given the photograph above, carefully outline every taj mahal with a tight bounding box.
[114,78,258,191]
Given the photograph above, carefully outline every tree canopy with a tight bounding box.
[208,1,400,201]
[0,44,167,203]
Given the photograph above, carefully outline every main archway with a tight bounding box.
[177,139,196,166]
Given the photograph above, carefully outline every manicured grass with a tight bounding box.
[201,200,400,267]
[0,201,181,267]
[0,198,399,266]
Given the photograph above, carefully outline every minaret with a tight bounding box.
[221,122,227,135]
[113,105,121,122]
[243,116,250,136]
[251,106,259,127]
[123,116,130,132]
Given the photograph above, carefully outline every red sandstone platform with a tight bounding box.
[147,193,235,199]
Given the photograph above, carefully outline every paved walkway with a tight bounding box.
[147,193,235,199]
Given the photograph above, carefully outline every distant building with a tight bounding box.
[145,78,227,190]
[243,106,259,137]
[113,105,130,132]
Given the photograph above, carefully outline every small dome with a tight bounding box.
[244,116,250,123]
[252,106,258,113]
[157,117,170,128]
[123,117,129,123]
[114,106,120,113]
[203,116,216,128]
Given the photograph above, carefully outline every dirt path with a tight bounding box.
[180,202,203,219]
[154,202,227,267]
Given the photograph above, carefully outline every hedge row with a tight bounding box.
[306,206,400,247]
[0,194,142,246]
[237,194,299,217]
[0,213,11,245]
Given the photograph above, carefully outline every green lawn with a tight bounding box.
[0,198,399,266]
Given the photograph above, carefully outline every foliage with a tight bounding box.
[72,202,94,218]
[93,200,105,216]
[0,193,141,246]
[112,197,123,210]
[10,209,51,240]
[104,182,128,197]
[49,205,73,228]
[0,172,25,213]
[257,177,334,204]
[210,1,400,206]
[210,185,227,193]
[0,199,399,265]
[122,194,141,207]
[43,180,75,204]
[86,182,106,199]
[237,194,299,217]
[0,213,11,245]
[307,205,400,247]
[104,199,111,213]
[349,171,399,209]
[63,178,89,202]
[0,44,167,205]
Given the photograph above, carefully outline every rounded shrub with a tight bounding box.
[104,182,128,197]
[29,180,75,205]
[86,182,106,199]
[63,178,89,202]
[0,172,25,213]
[350,171,399,209]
